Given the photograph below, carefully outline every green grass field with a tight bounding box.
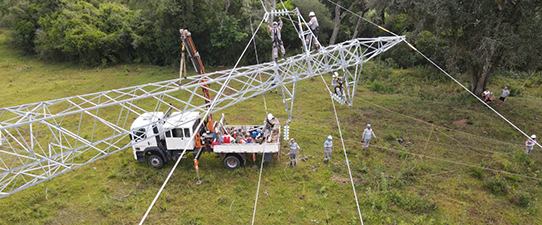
[1,29,542,224]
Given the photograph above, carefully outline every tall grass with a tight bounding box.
[1,30,542,224]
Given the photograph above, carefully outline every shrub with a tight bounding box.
[468,167,486,180]
[512,150,534,166]
[510,192,531,208]
[370,80,389,94]
[508,86,523,97]
[389,190,437,214]
[483,176,509,196]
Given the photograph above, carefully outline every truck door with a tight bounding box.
[165,128,184,150]
[181,128,192,150]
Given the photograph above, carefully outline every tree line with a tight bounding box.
[1,0,541,94]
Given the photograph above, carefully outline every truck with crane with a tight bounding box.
[129,111,281,169]
[129,29,281,170]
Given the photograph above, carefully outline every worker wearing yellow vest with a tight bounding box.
[362,124,376,150]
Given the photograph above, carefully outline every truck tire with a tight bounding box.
[148,154,164,169]
[224,155,241,170]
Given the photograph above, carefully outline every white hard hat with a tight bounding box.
[333,72,338,77]
[531,134,537,139]
[273,21,278,26]
[267,113,273,120]
[328,135,332,139]
[290,138,295,141]
[309,11,315,17]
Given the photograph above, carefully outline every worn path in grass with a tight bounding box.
[1,29,542,224]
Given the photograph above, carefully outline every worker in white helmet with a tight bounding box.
[261,113,280,142]
[267,17,286,63]
[324,135,333,164]
[362,124,376,150]
[525,134,537,154]
[331,72,339,94]
[289,138,300,167]
[303,11,319,50]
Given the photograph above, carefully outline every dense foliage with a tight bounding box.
[1,0,541,92]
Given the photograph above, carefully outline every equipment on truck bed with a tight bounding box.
[130,112,280,170]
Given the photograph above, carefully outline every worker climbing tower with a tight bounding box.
[0,7,404,198]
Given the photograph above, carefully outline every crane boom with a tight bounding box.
[0,24,404,198]
[179,29,214,134]
[180,29,205,75]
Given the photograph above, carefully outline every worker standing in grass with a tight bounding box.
[525,134,537,154]
[496,86,510,107]
[324,135,333,164]
[289,138,300,167]
[362,124,376,150]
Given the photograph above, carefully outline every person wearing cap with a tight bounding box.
[482,88,492,104]
[262,113,280,142]
[525,134,537,154]
[267,17,286,63]
[270,75,278,94]
[336,74,345,98]
[324,135,333,164]
[304,11,319,50]
[331,73,339,94]
[289,138,301,167]
[362,124,376,150]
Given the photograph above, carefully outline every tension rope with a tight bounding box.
[325,0,542,150]
[139,13,268,225]
[318,74,365,224]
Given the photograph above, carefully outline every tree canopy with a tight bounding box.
[1,0,541,93]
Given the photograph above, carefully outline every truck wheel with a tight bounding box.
[148,155,164,169]
[224,155,241,170]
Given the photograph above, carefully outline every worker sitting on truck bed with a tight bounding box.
[260,113,279,143]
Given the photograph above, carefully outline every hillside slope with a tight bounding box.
[1,29,542,224]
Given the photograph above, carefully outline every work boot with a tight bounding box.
[324,159,328,164]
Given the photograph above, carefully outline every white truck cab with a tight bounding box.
[130,111,200,168]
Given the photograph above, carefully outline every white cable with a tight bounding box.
[251,148,267,225]
[259,0,267,13]
[290,127,542,181]
[325,0,542,149]
[139,15,268,225]
[318,74,364,225]
[249,16,269,115]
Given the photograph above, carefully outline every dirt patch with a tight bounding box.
[331,175,362,184]
[453,119,467,128]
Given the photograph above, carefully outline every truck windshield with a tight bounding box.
[132,128,146,141]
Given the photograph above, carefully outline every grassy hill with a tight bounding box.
[1,29,542,224]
